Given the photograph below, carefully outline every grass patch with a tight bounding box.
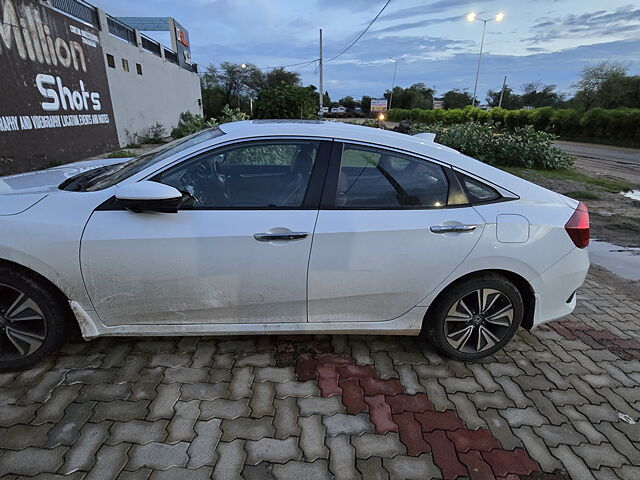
[125,143,141,149]
[564,190,600,200]
[502,166,632,193]
[106,149,136,158]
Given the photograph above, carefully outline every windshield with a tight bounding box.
[59,127,225,192]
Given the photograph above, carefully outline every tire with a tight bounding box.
[0,265,70,372]
[422,273,523,361]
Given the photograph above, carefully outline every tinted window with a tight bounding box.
[460,174,501,203]
[335,145,448,208]
[156,140,319,208]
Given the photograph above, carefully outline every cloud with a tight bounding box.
[371,15,460,34]
[527,5,640,43]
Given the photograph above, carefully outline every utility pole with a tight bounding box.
[319,29,324,118]
[498,75,507,108]
[388,57,398,110]
[471,19,486,107]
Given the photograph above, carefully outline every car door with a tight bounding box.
[81,138,330,326]
[307,142,485,323]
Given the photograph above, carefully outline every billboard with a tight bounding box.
[370,98,388,113]
[0,0,118,174]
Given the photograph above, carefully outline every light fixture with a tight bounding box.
[467,12,476,22]
[496,12,504,22]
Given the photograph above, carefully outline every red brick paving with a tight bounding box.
[393,412,431,456]
[297,349,542,480]
[550,320,640,360]
[460,450,497,480]
[364,394,397,434]
[447,428,501,453]
[424,430,469,479]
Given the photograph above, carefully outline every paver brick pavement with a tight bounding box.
[1,272,640,479]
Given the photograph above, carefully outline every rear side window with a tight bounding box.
[335,145,449,208]
[459,174,501,203]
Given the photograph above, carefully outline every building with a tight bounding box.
[0,0,202,174]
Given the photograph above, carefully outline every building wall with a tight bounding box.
[96,11,202,146]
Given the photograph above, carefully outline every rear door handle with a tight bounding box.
[254,232,309,242]
[430,225,477,234]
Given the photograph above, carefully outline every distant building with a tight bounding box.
[0,0,202,173]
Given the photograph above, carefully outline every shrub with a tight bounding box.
[171,105,249,139]
[409,121,573,170]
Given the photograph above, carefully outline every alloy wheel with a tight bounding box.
[444,288,514,354]
[0,283,47,361]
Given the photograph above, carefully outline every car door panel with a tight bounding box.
[307,209,484,323]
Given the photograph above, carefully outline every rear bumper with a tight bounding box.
[530,247,590,327]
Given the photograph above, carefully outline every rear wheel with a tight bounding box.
[423,274,523,360]
[0,266,69,372]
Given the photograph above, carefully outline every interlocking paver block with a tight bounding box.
[531,423,586,447]
[551,444,597,480]
[127,441,189,470]
[272,460,332,480]
[180,381,229,401]
[327,434,361,480]
[274,397,301,438]
[423,430,468,479]
[187,418,222,468]
[276,380,319,398]
[299,414,329,461]
[395,365,425,395]
[0,446,66,476]
[213,439,246,478]
[458,450,495,480]
[361,378,403,396]
[446,428,500,453]
[245,437,302,465]
[229,365,254,399]
[512,426,563,473]
[499,407,547,428]
[93,400,148,423]
[572,442,628,469]
[418,378,454,411]
[237,352,274,368]
[108,419,168,445]
[149,466,214,480]
[392,412,430,456]
[386,393,433,414]
[199,398,250,420]
[45,401,96,447]
[61,421,110,474]
[449,392,488,430]
[0,423,52,450]
[414,410,464,432]
[357,457,389,480]
[352,432,406,459]
[364,394,397,434]
[298,396,345,417]
[251,381,276,417]
[477,408,523,450]
[323,413,374,437]
[383,453,442,480]
[254,366,296,383]
[191,340,217,368]
[84,443,129,480]
[221,416,275,441]
[339,378,368,414]
[482,448,539,477]
[147,384,180,420]
[34,385,81,424]
[0,403,38,427]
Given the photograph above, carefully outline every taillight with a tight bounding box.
[565,201,590,248]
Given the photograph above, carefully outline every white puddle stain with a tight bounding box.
[589,240,640,282]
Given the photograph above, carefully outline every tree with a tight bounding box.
[323,91,332,108]
[486,85,523,110]
[254,83,318,119]
[361,95,372,114]
[520,82,564,108]
[339,96,357,109]
[442,89,474,109]
[384,83,434,110]
[571,61,640,110]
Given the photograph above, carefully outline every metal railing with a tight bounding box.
[107,16,136,45]
[164,48,178,64]
[141,35,162,56]
[51,0,98,25]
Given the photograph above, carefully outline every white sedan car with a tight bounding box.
[0,120,589,371]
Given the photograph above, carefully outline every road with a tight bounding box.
[554,141,640,185]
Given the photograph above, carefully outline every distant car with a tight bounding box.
[0,121,589,370]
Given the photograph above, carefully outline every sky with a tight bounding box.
[91,0,640,102]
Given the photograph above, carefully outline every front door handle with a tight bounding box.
[254,232,309,242]
[430,225,477,234]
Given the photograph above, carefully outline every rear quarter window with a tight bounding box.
[459,174,501,204]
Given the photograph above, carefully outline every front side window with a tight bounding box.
[335,144,449,208]
[155,140,320,208]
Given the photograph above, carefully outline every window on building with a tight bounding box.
[106,54,115,68]
[122,58,129,72]
[136,63,143,75]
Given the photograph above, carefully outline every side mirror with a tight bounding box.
[116,181,183,213]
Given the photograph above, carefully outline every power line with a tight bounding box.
[326,0,392,63]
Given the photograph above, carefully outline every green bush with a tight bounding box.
[171,105,249,139]
[389,106,640,147]
[409,121,573,170]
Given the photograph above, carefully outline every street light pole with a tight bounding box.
[388,57,398,110]
[468,12,504,107]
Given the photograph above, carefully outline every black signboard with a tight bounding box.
[0,0,118,174]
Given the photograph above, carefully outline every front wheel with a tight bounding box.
[423,274,523,361]
[0,266,70,372]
